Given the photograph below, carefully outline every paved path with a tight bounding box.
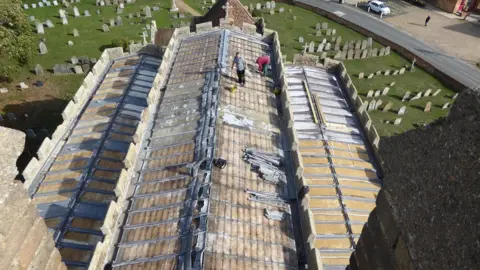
[297,0,480,89]
[176,0,201,16]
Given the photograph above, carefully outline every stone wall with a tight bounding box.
[22,48,124,192]
[0,127,66,270]
[294,1,468,93]
[350,89,480,269]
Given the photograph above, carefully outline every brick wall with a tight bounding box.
[0,127,65,270]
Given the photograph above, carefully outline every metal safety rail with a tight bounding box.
[29,54,161,268]
[285,65,382,269]
[111,31,223,270]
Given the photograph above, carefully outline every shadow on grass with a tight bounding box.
[1,98,69,178]
[411,105,425,111]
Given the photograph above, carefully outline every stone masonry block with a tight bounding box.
[27,231,56,270]
[0,205,40,267]
[105,47,124,59]
[82,72,96,89]
[12,216,48,269]
[23,157,41,189]
[308,248,323,270]
[354,238,371,270]
[51,121,67,142]
[376,189,401,248]
[196,22,213,33]
[73,85,88,105]
[88,242,106,270]
[366,208,396,268]
[394,236,414,269]
[0,182,30,234]
[123,143,137,169]
[37,137,54,162]
[92,60,106,77]
[114,169,129,198]
[302,209,317,245]
[61,100,78,122]
[44,248,64,270]
[176,26,190,37]
[100,201,119,236]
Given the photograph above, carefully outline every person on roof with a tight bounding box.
[231,52,246,86]
[256,55,270,76]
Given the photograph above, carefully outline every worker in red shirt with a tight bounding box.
[256,55,270,76]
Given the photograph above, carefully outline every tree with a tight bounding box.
[0,0,36,82]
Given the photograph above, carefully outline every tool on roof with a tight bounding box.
[243,147,286,184]
[264,209,286,221]
[245,189,289,206]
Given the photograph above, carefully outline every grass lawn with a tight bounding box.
[183,0,210,15]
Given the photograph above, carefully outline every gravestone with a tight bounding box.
[452,93,459,99]
[342,43,348,51]
[271,1,276,9]
[322,38,327,44]
[146,24,150,30]
[308,41,315,53]
[367,73,374,79]
[35,64,44,76]
[7,113,16,121]
[402,91,411,102]
[390,82,395,87]
[358,72,364,79]
[59,9,66,18]
[298,36,304,43]
[30,16,36,22]
[367,90,374,97]
[53,0,58,5]
[368,100,376,111]
[293,16,297,20]
[39,41,48,54]
[128,13,133,18]
[102,24,110,32]
[24,4,29,9]
[73,6,80,17]
[73,29,79,36]
[398,106,406,115]
[32,3,37,8]
[442,102,449,109]
[354,50,361,59]
[279,7,284,12]
[256,3,261,10]
[424,101,432,112]
[361,40,367,50]
[116,16,123,26]
[392,70,399,76]
[347,49,354,59]
[385,46,391,55]
[382,87,390,96]
[410,92,422,100]
[341,50,347,59]
[375,99,383,110]
[109,18,115,27]
[62,16,68,25]
[266,1,271,8]
[322,22,328,29]
[321,52,327,59]
[97,9,101,14]
[317,43,324,52]
[144,6,151,17]
[36,22,45,34]
[363,100,369,111]
[379,47,385,56]
[38,2,44,7]
[371,48,378,57]
[367,37,372,48]
[26,129,36,139]
[0,88,7,94]
[84,10,90,16]
[355,40,361,50]
[46,20,54,28]
[105,0,111,4]
[316,31,322,36]
[375,70,382,75]
[394,118,402,125]
[326,29,332,35]
[19,82,29,89]
[384,70,390,75]
[71,56,79,64]
[67,40,74,46]
[269,9,274,15]
[374,90,381,97]
[316,23,321,31]
[325,43,331,51]
[432,89,442,96]
[361,49,368,58]
[82,64,90,73]
[399,67,405,74]
[424,89,432,97]
[383,102,393,112]
[332,29,336,35]
[334,43,340,51]
[333,51,341,59]
[74,65,83,74]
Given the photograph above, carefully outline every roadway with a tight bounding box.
[297,0,480,89]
